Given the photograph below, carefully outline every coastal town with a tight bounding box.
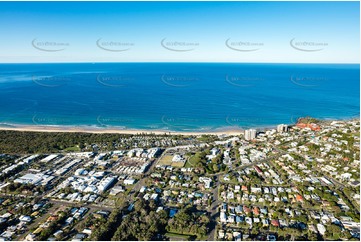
[0,118,359,241]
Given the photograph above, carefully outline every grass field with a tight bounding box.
[64,146,81,152]
[171,161,185,167]
[165,232,192,241]
[158,154,186,168]
[184,155,197,168]
[158,155,173,166]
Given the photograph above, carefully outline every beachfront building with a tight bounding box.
[277,124,289,133]
[244,129,257,141]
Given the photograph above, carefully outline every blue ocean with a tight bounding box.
[0,63,359,132]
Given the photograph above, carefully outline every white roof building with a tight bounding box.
[317,223,326,235]
[124,178,136,185]
[172,154,185,163]
[41,154,58,163]
[14,173,44,185]
[220,211,227,223]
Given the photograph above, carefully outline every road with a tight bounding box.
[49,198,113,210]
[206,174,221,241]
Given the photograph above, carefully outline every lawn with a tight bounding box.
[184,155,197,168]
[64,146,81,152]
[158,154,186,167]
[157,155,173,166]
[165,232,192,241]
[171,161,185,168]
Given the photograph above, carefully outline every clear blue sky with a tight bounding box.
[0,1,359,63]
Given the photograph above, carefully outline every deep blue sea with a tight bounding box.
[0,63,359,132]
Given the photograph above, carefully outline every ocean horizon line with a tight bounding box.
[0,62,359,65]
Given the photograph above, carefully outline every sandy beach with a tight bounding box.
[1,117,358,136]
[0,124,244,136]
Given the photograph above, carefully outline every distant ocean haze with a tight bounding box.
[0,63,359,132]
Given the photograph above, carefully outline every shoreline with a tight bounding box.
[0,117,359,136]
[0,124,244,136]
